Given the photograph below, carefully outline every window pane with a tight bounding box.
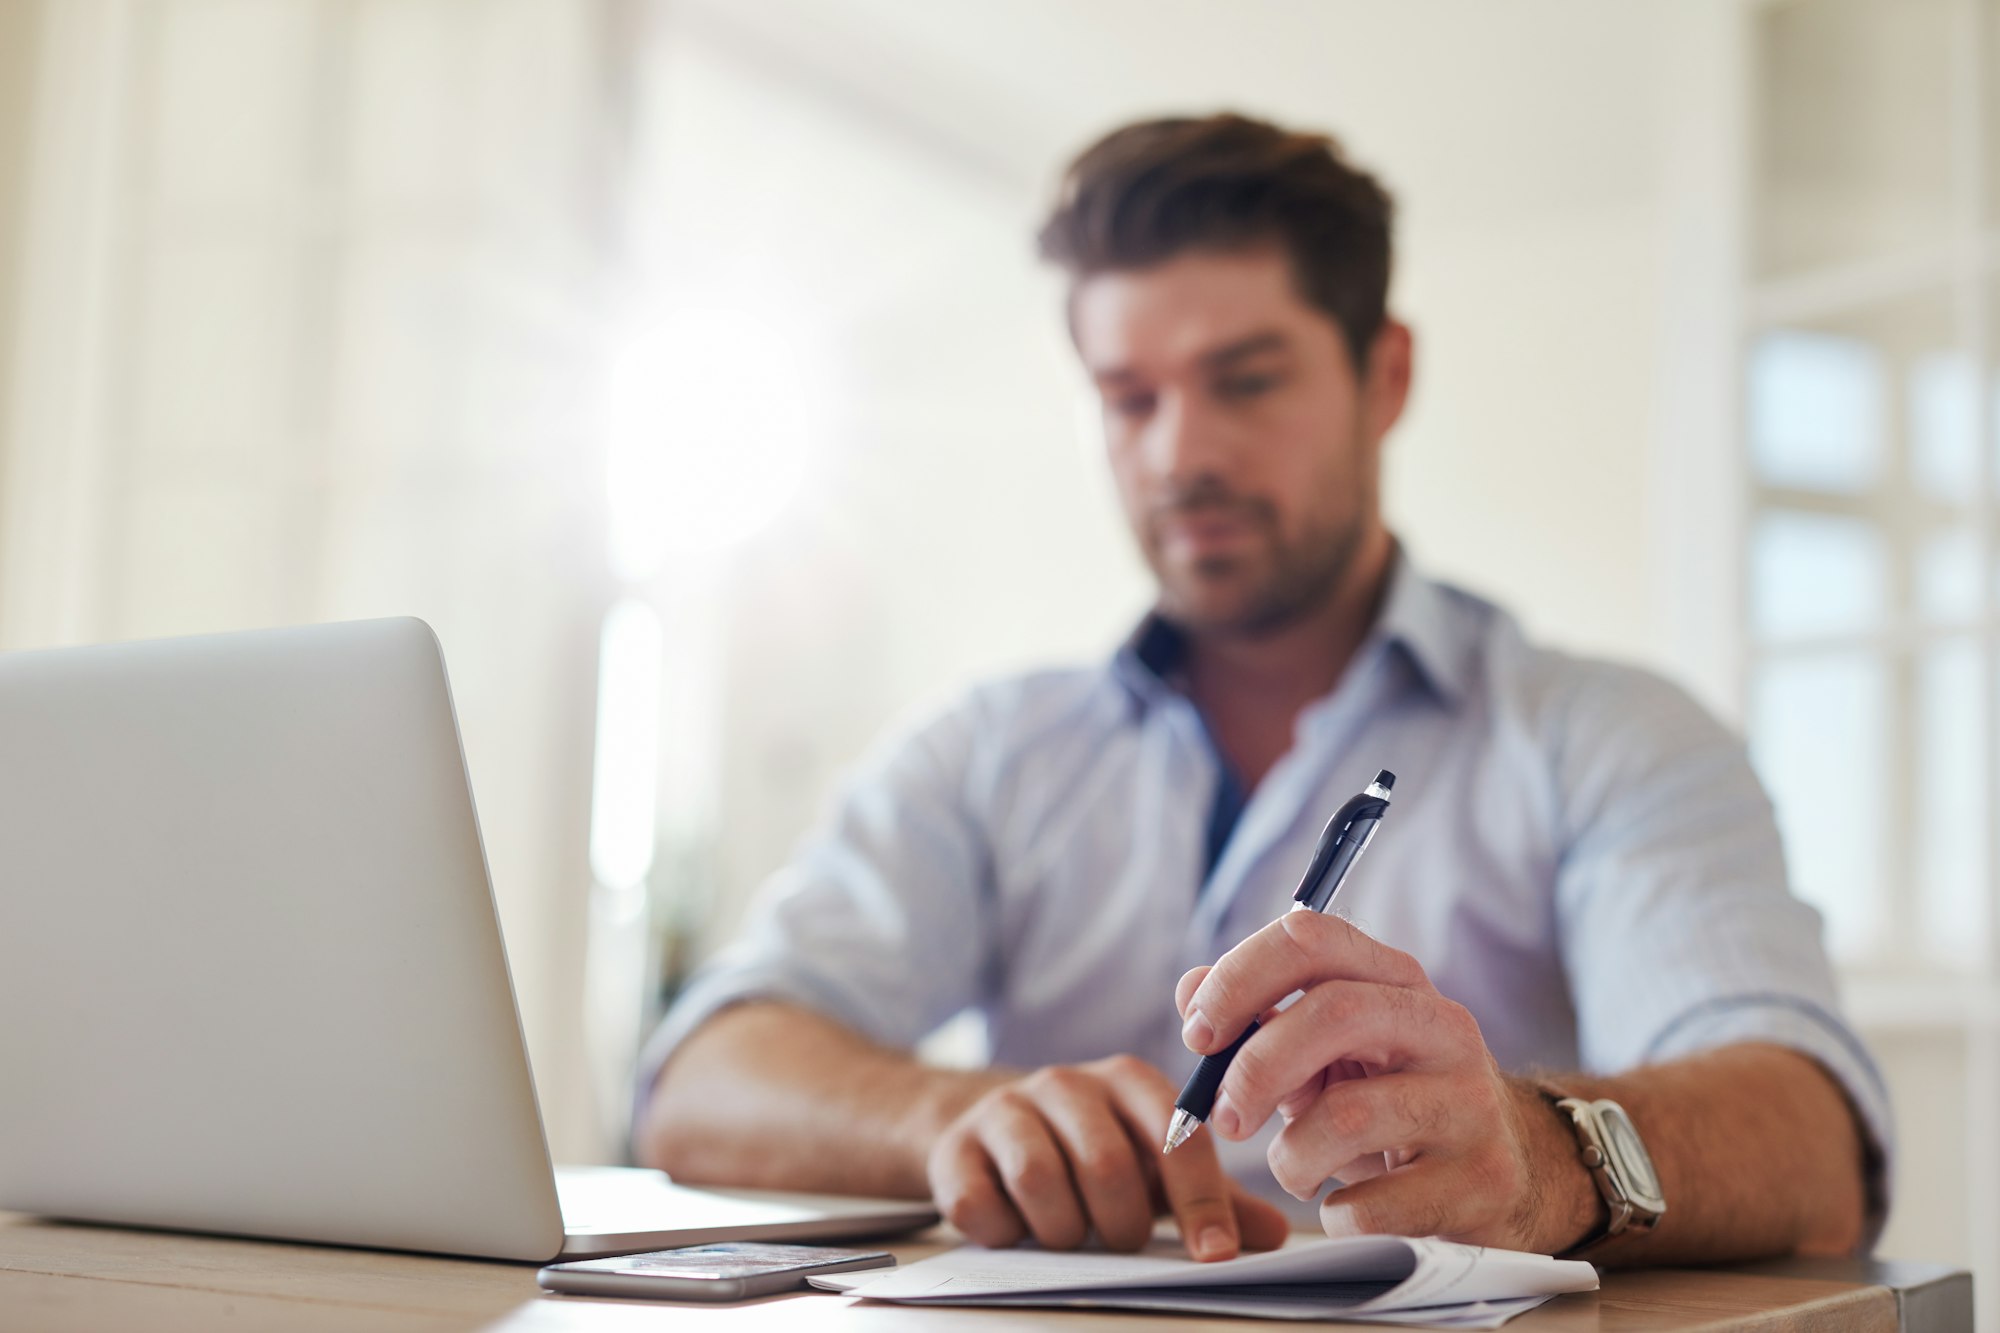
[349,0,474,209]
[149,0,315,206]
[1749,296,1956,500]
[1918,526,1982,624]
[328,243,460,475]
[1747,331,1884,493]
[1989,280,2000,503]
[1750,511,1887,640]
[1749,654,1889,962]
[132,240,301,471]
[1917,639,1989,969]
[1909,349,1978,504]
[1754,0,1957,276]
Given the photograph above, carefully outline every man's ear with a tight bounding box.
[1363,320,1413,442]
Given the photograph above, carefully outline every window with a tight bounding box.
[1741,0,2000,1306]
[1745,0,1996,977]
[1,0,619,1159]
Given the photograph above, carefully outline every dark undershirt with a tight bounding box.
[1131,617,1250,888]
[1200,726,1250,885]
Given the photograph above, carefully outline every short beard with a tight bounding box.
[1147,488,1365,639]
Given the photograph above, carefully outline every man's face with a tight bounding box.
[1073,248,1408,637]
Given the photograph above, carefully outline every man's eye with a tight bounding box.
[1217,374,1280,401]
[1108,392,1157,420]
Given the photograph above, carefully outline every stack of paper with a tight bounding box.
[812,1233,1598,1328]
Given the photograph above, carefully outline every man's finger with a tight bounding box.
[1175,965,1210,1019]
[1185,912,1428,1057]
[1228,1184,1293,1252]
[979,1094,1091,1251]
[1219,984,1475,1133]
[1265,1073,1461,1201]
[1319,1161,1481,1243]
[928,1133,1027,1249]
[1325,1150,1391,1184]
[1096,1062,1241,1262]
[1022,1068,1156,1252]
[1272,1056,1336,1120]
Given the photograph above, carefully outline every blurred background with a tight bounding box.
[0,0,1992,1313]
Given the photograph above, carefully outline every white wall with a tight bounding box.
[1390,205,1666,669]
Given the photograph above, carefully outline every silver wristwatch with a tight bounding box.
[1543,1093,1666,1258]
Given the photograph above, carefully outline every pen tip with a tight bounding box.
[1374,769,1396,791]
[1162,1110,1198,1155]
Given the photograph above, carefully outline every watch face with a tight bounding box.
[1598,1104,1664,1207]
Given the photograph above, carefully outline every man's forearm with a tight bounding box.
[1514,1042,1870,1265]
[636,1001,1012,1197]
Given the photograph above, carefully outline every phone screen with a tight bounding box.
[554,1243,888,1282]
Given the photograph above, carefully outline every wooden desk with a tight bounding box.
[0,1213,1971,1332]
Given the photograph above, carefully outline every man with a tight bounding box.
[634,114,1887,1266]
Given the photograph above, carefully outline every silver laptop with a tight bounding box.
[0,618,935,1261]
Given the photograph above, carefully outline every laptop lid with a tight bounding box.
[0,619,566,1261]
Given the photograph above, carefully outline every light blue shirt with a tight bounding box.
[639,553,1891,1228]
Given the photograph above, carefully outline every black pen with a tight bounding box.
[1163,769,1397,1154]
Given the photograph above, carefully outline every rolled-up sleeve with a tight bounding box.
[1551,664,1893,1233]
[633,695,997,1125]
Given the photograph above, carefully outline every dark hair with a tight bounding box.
[1036,113,1395,370]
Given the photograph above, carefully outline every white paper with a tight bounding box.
[944,1288,1560,1328]
[814,1233,1596,1326]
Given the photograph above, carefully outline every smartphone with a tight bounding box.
[536,1242,896,1301]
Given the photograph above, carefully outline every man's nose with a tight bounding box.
[1144,390,1231,484]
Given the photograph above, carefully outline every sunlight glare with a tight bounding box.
[603,309,815,578]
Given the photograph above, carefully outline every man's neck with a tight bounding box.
[1182,528,1395,790]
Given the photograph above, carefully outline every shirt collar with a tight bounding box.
[1109,544,1473,713]
[1369,548,1474,708]
[1109,614,1190,710]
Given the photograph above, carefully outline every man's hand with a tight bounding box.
[925,1053,1291,1261]
[1176,912,1596,1253]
